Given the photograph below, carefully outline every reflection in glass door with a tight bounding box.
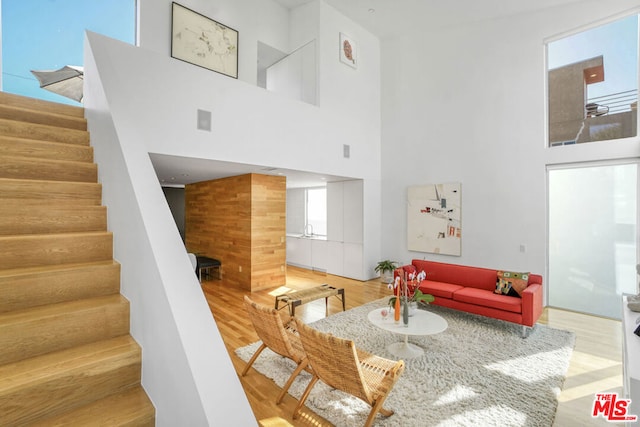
[548,162,638,319]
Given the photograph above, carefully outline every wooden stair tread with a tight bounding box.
[0,91,84,118]
[28,385,155,427]
[0,198,102,209]
[0,294,130,365]
[0,293,127,323]
[0,135,93,162]
[0,103,87,130]
[0,178,102,204]
[0,230,112,240]
[0,118,89,145]
[0,200,106,235]
[0,259,118,278]
[0,335,139,385]
[0,154,97,183]
[0,231,114,269]
[0,260,121,314]
[0,335,143,426]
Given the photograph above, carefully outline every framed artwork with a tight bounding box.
[407,182,462,256]
[171,2,238,79]
[339,32,357,68]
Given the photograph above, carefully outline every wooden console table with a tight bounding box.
[275,284,345,316]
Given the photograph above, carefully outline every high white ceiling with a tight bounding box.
[155,0,584,188]
[275,0,585,39]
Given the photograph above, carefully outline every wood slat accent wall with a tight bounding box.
[185,173,286,291]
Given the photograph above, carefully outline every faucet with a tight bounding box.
[304,224,314,237]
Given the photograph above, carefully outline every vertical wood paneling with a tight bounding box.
[185,174,286,291]
[251,174,286,291]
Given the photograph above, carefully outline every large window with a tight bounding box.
[548,162,638,319]
[1,0,136,105]
[547,15,638,146]
[306,187,326,236]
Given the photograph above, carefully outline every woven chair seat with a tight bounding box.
[275,284,345,316]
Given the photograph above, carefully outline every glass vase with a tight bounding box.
[402,297,409,327]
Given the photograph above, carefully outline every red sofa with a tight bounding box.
[397,259,543,336]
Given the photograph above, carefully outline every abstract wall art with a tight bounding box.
[407,182,462,256]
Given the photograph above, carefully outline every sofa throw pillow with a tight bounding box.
[394,265,417,280]
[495,271,530,298]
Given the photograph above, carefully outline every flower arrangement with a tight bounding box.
[388,270,435,309]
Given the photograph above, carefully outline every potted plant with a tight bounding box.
[375,260,398,283]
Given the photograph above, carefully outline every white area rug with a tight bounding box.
[236,299,575,426]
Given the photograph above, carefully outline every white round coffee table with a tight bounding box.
[368,307,448,359]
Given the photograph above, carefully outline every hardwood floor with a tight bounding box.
[202,266,623,427]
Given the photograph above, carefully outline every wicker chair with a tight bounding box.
[293,319,405,427]
[242,295,309,404]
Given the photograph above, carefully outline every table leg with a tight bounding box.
[387,334,424,359]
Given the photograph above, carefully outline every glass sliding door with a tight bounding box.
[548,162,638,319]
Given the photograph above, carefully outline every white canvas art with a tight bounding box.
[407,183,461,256]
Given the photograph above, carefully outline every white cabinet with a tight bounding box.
[311,239,328,271]
[343,180,363,244]
[328,181,363,243]
[326,241,344,276]
[286,236,311,268]
[622,295,640,422]
[343,242,364,280]
[326,180,365,280]
[327,182,344,241]
[286,236,327,271]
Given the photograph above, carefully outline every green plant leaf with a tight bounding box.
[375,260,398,273]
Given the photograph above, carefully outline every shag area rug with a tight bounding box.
[236,299,575,426]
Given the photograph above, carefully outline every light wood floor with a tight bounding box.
[202,266,623,427]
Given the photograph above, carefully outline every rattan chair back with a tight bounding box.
[242,296,308,404]
[294,319,405,426]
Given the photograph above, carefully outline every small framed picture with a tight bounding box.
[171,2,238,79]
[339,32,357,68]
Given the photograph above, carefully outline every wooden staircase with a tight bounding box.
[0,92,155,425]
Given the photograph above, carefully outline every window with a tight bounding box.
[1,0,136,105]
[548,162,638,319]
[547,15,638,146]
[306,187,326,236]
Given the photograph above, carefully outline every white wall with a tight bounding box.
[381,0,640,281]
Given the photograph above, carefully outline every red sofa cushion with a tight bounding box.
[419,281,465,299]
[453,287,522,314]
